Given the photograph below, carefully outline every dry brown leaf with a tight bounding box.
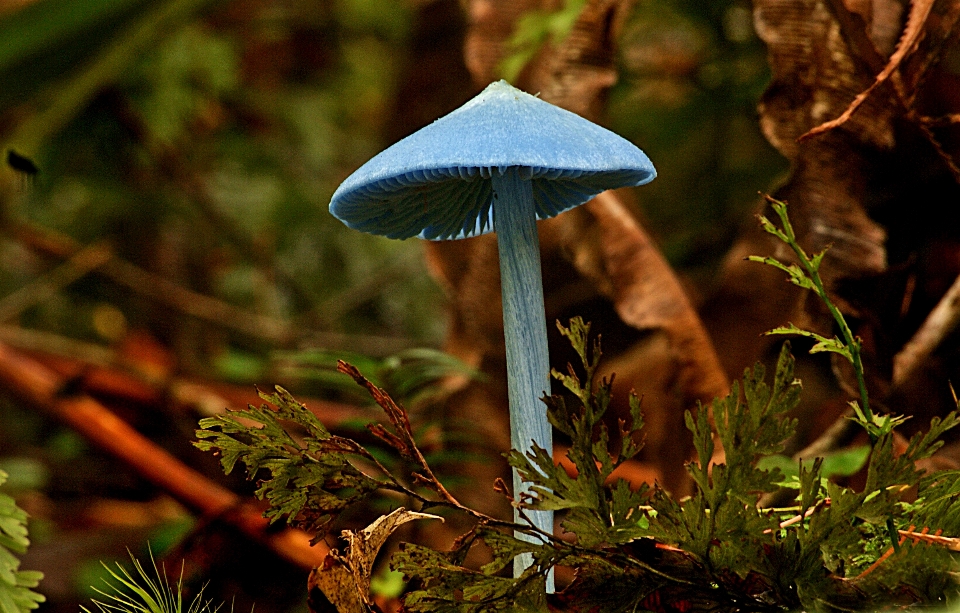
[755,0,901,156]
[750,0,898,290]
[800,0,936,141]
[308,508,442,613]
[308,556,362,613]
[464,0,634,121]
[901,0,960,97]
[747,0,960,365]
[555,193,730,482]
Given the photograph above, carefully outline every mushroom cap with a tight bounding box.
[329,80,656,240]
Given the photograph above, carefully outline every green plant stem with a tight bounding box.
[767,198,873,423]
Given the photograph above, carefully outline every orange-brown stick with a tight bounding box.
[0,341,329,569]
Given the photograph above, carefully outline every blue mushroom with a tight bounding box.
[329,80,655,583]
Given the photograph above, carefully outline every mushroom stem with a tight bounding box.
[492,166,554,588]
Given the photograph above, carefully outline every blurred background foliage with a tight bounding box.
[0,0,786,612]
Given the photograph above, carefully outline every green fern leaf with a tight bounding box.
[195,386,385,540]
[0,471,44,613]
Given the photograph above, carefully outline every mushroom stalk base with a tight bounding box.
[492,167,554,590]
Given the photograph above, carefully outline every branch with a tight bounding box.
[893,271,960,388]
[9,221,294,343]
[0,242,113,322]
[8,222,418,355]
[793,406,858,461]
[0,340,329,570]
[0,323,370,427]
[787,271,960,464]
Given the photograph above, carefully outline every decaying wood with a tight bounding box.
[0,322,370,428]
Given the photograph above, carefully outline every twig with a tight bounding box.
[762,499,830,533]
[107,256,294,341]
[922,113,960,127]
[0,241,113,322]
[892,271,960,388]
[0,340,329,569]
[799,0,960,183]
[9,221,422,355]
[799,0,935,142]
[293,330,417,357]
[0,323,371,427]
[898,527,957,550]
[914,120,960,185]
[10,221,295,343]
[317,247,425,323]
[0,324,116,366]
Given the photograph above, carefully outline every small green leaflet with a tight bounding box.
[0,471,44,613]
[765,323,853,362]
[195,386,384,542]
